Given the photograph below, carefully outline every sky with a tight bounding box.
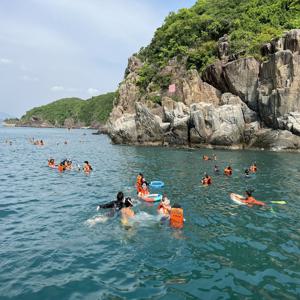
[0,0,195,117]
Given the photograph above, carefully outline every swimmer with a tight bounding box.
[48,158,55,168]
[201,173,212,185]
[242,190,265,206]
[224,165,233,176]
[157,194,171,217]
[121,197,135,224]
[244,168,250,177]
[135,173,143,193]
[249,163,257,173]
[58,162,66,172]
[138,182,150,197]
[97,191,126,211]
[83,161,93,173]
[214,165,220,173]
[203,155,210,161]
[66,160,73,170]
[170,203,184,229]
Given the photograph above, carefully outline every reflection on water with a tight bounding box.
[0,127,300,300]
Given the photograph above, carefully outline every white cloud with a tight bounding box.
[51,86,64,92]
[87,88,99,96]
[0,58,12,64]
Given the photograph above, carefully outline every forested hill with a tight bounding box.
[136,0,300,85]
[19,92,115,127]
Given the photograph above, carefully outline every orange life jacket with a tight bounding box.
[139,188,149,197]
[202,177,212,185]
[170,208,184,229]
[135,176,142,191]
[244,196,265,206]
[58,165,64,172]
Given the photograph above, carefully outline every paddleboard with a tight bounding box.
[230,193,247,205]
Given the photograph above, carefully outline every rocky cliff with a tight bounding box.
[108,29,300,151]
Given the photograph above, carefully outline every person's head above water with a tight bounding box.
[124,197,133,207]
[172,203,182,209]
[245,190,253,197]
[84,161,89,164]
[142,182,148,189]
[117,191,124,202]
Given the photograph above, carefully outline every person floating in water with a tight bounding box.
[97,191,126,211]
[242,190,265,206]
[214,165,220,174]
[138,182,150,198]
[58,162,66,172]
[203,155,210,161]
[83,161,93,173]
[244,168,250,178]
[249,163,257,173]
[135,173,143,193]
[201,174,212,185]
[170,203,184,229]
[48,158,56,168]
[157,194,171,217]
[224,165,233,176]
[121,197,135,225]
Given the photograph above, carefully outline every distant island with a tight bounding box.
[5,92,115,131]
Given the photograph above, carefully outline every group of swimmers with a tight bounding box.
[201,158,262,205]
[48,158,93,173]
[29,138,44,146]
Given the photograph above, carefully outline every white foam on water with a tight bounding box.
[85,215,109,227]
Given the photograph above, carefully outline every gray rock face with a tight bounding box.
[108,29,300,151]
[249,129,300,151]
[135,102,164,143]
[223,58,260,110]
[277,112,300,135]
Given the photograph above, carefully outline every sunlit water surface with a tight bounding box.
[0,127,300,300]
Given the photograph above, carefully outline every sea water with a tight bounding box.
[0,127,300,300]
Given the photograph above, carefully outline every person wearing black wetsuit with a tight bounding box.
[97,191,127,211]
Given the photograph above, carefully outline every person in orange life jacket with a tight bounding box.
[138,182,150,197]
[224,165,233,176]
[243,190,266,206]
[201,173,212,185]
[135,173,143,192]
[83,161,93,173]
[58,162,66,172]
[170,203,184,229]
[48,158,55,168]
[157,194,171,217]
[121,197,135,223]
[249,163,257,173]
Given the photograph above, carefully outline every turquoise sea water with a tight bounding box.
[0,127,300,300]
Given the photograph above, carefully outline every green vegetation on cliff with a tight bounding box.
[21,92,115,127]
[138,0,300,74]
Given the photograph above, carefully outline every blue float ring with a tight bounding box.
[149,181,165,188]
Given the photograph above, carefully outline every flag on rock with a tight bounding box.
[168,84,176,93]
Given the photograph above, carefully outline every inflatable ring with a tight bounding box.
[149,181,165,188]
[140,194,162,202]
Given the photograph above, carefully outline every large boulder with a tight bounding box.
[135,102,164,143]
[277,112,300,135]
[182,69,221,106]
[223,57,260,110]
[258,50,300,127]
[108,113,137,144]
[249,129,300,151]
[220,93,258,123]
